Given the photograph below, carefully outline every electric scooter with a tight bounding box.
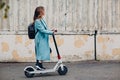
[24,34,68,78]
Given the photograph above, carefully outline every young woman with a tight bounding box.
[34,6,55,69]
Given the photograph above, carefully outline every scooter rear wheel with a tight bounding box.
[24,67,35,78]
[58,66,68,75]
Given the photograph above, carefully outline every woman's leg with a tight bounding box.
[36,60,39,64]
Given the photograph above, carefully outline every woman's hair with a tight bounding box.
[33,6,44,21]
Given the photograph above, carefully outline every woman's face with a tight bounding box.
[40,9,45,17]
[42,9,45,16]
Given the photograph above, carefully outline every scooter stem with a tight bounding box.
[52,34,61,60]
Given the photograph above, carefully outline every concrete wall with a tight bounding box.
[0,34,120,62]
[97,34,120,60]
[1,0,120,32]
[0,35,94,62]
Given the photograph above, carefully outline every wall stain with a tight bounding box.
[62,55,82,61]
[28,50,33,54]
[112,48,120,56]
[100,53,112,60]
[50,36,64,46]
[12,50,20,61]
[22,53,35,61]
[15,35,23,44]
[1,42,9,52]
[56,36,64,46]
[97,36,110,43]
[25,40,32,47]
[50,37,53,43]
[82,35,88,41]
[32,53,35,59]
[84,51,93,58]
[102,44,107,50]
[12,50,35,61]
[74,36,84,48]
[74,39,84,48]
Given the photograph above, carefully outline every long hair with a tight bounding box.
[33,6,44,21]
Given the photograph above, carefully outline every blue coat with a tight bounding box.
[34,19,53,60]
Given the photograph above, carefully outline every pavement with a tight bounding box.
[0,61,120,80]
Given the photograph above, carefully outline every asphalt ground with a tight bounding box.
[0,61,120,80]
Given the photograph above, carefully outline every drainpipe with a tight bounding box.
[94,30,97,60]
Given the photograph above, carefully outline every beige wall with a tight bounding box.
[0,35,94,62]
[97,35,120,60]
[0,34,120,62]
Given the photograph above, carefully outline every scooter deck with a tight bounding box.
[30,68,56,74]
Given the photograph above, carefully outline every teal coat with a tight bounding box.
[34,19,53,60]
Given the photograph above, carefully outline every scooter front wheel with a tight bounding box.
[24,67,35,78]
[58,66,68,75]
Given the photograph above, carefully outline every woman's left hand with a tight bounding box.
[52,29,57,32]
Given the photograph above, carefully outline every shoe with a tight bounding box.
[35,65,42,70]
[41,66,46,69]
[39,63,46,69]
[35,63,46,70]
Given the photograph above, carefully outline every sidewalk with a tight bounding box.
[0,61,120,80]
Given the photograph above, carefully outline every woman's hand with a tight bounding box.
[52,29,57,33]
